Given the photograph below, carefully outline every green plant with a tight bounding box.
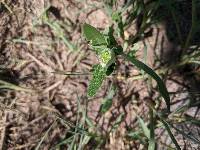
[82,23,185,149]
[83,23,170,111]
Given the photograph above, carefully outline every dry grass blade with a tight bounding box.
[0,111,8,150]
[0,80,33,92]
[35,120,57,150]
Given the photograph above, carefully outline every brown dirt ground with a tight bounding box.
[0,0,200,150]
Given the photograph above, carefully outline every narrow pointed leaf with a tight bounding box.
[148,109,155,150]
[124,53,170,111]
[100,99,112,114]
[159,118,181,150]
[100,86,115,113]
[137,116,150,139]
[172,125,200,145]
[110,113,125,132]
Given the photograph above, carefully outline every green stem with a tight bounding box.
[159,118,181,150]
[0,80,33,92]
[148,107,155,150]
[170,8,183,47]
[184,0,196,51]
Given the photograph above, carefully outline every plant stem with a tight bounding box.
[184,0,196,51]
[0,80,33,92]
[148,107,155,150]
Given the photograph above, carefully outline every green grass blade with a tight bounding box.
[52,70,90,76]
[137,116,150,139]
[83,23,107,46]
[188,60,200,65]
[35,120,57,150]
[110,113,125,132]
[159,118,181,150]
[123,53,170,111]
[0,80,33,92]
[172,125,200,145]
[148,108,155,150]
[127,130,146,145]
[185,115,200,126]
[44,21,76,51]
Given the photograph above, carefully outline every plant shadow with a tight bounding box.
[145,1,200,145]
[152,0,200,106]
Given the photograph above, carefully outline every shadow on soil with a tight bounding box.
[138,1,200,145]
[153,0,200,110]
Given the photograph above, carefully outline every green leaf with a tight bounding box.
[137,116,150,139]
[100,86,115,113]
[106,63,116,76]
[159,118,181,150]
[100,99,112,114]
[112,11,124,38]
[185,115,200,126]
[112,46,123,55]
[127,130,146,145]
[91,45,107,53]
[127,130,143,140]
[111,11,121,21]
[172,124,200,145]
[98,48,113,67]
[138,112,155,150]
[107,26,117,46]
[110,113,125,132]
[124,53,170,111]
[148,109,155,150]
[88,65,106,97]
[83,23,107,46]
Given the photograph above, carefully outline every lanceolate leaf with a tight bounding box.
[83,23,107,46]
[100,86,115,113]
[148,108,155,150]
[88,65,106,97]
[124,53,170,111]
[172,125,200,145]
[159,118,181,150]
[137,116,150,139]
[100,99,112,114]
